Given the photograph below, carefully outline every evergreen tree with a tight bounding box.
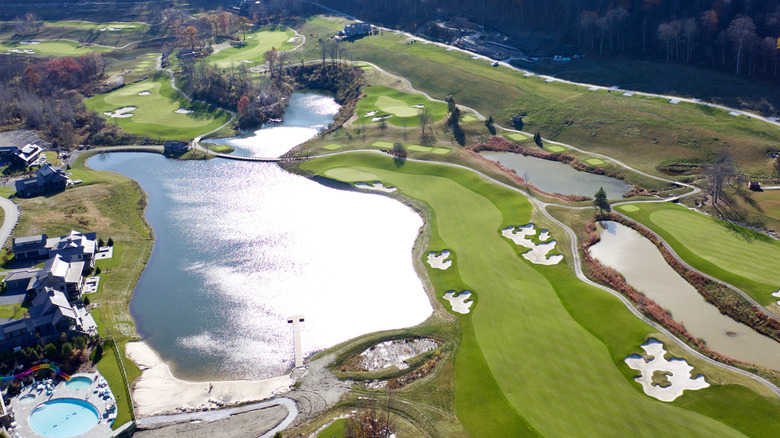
[594,187,611,214]
[534,132,543,148]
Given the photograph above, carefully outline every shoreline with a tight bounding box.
[125,341,294,418]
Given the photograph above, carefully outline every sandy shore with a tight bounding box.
[126,341,294,418]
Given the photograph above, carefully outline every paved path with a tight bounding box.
[0,196,20,248]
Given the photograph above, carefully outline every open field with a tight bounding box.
[355,85,447,127]
[618,202,780,305]
[288,18,780,176]
[208,26,296,69]
[84,76,231,140]
[303,151,780,437]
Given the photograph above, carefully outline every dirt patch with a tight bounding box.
[135,405,288,438]
[347,338,441,372]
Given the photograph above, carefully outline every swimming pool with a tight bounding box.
[65,375,92,390]
[28,398,100,438]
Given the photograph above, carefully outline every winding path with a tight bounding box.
[0,196,20,248]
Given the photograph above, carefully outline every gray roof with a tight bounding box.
[0,130,50,149]
[31,255,84,289]
[3,269,39,284]
[13,234,47,246]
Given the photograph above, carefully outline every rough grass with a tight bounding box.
[208,26,295,69]
[620,202,780,305]
[302,151,779,437]
[84,77,230,140]
[356,85,447,128]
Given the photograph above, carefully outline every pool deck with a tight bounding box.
[6,372,115,438]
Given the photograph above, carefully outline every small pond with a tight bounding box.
[480,151,633,199]
[589,221,780,370]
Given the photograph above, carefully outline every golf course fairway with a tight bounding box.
[84,76,231,140]
[618,203,780,305]
[302,152,780,437]
[355,85,447,127]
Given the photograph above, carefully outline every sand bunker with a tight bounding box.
[443,290,473,314]
[588,86,599,91]
[372,115,391,122]
[357,338,440,371]
[668,98,680,104]
[411,104,425,108]
[427,250,452,270]
[104,106,136,118]
[138,90,151,96]
[625,339,709,402]
[354,181,397,193]
[772,290,780,305]
[623,91,634,97]
[175,108,194,114]
[501,224,563,265]
[364,110,377,117]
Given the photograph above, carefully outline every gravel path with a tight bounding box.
[0,196,20,248]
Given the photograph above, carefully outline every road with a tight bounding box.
[0,196,20,248]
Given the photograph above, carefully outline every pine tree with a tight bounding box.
[594,187,611,214]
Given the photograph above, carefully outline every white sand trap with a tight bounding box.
[443,290,473,314]
[20,41,40,45]
[427,250,452,270]
[625,339,709,402]
[365,110,377,117]
[623,91,634,97]
[523,73,534,77]
[545,78,555,83]
[502,224,563,265]
[729,111,741,116]
[668,98,680,104]
[286,37,298,43]
[105,106,136,118]
[138,90,151,96]
[23,49,35,54]
[411,104,425,108]
[241,60,253,63]
[175,108,194,114]
[354,181,397,193]
[772,290,780,305]
[538,230,551,241]
[471,56,480,60]
[588,86,599,91]
[357,338,439,371]
[372,115,391,122]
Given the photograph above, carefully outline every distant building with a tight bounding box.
[14,164,70,197]
[164,140,191,155]
[748,181,761,191]
[12,144,42,167]
[336,22,372,40]
[0,130,51,164]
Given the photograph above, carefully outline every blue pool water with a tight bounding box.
[65,376,92,390]
[28,398,99,438]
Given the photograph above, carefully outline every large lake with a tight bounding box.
[88,93,432,380]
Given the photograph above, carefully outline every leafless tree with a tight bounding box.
[706,154,736,205]
[728,15,757,74]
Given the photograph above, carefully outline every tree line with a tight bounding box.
[322,0,780,78]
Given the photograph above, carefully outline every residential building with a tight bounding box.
[11,144,42,167]
[14,164,70,197]
[12,230,97,265]
[27,254,84,301]
[336,22,372,40]
[2,269,39,292]
[10,235,48,260]
[0,288,96,351]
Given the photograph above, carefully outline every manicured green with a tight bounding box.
[323,143,344,150]
[545,145,567,152]
[617,204,639,212]
[356,85,447,127]
[0,40,111,56]
[208,26,296,69]
[407,145,450,154]
[506,133,529,141]
[585,157,606,166]
[461,115,478,122]
[84,77,231,140]
[318,419,347,438]
[304,152,775,437]
[371,141,394,148]
[621,202,780,305]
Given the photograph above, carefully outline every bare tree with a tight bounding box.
[345,395,393,438]
[706,154,736,205]
[264,47,278,78]
[728,16,757,74]
[417,107,432,137]
[774,155,780,183]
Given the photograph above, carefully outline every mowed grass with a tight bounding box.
[356,85,447,127]
[322,143,344,150]
[208,26,295,69]
[342,30,780,175]
[303,152,779,437]
[370,141,448,154]
[506,133,529,141]
[619,202,780,305]
[545,145,568,152]
[0,39,111,56]
[585,157,606,166]
[84,77,230,140]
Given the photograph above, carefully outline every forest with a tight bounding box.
[321,0,780,79]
